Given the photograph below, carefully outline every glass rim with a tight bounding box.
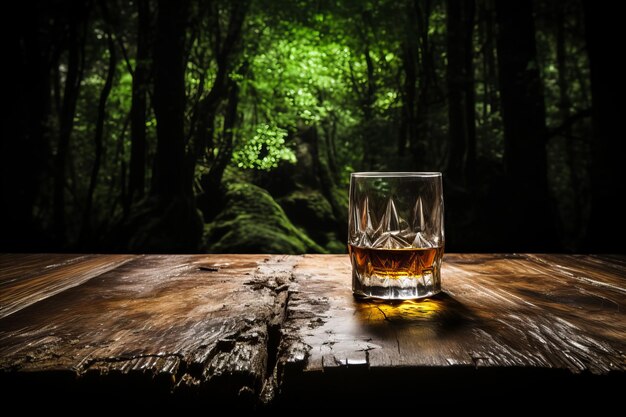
[351,171,442,178]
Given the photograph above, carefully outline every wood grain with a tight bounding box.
[0,254,136,319]
[0,254,296,409]
[0,253,624,410]
[276,254,626,408]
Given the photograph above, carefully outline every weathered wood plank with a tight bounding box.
[1,253,625,410]
[0,254,299,408]
[275,254,626,407]
[0,254,136,319]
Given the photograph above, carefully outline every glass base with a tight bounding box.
[352,270,441,300]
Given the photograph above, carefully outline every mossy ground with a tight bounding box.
[205,182,326,254]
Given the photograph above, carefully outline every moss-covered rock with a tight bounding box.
[277,189,344,252]
[278,190,335,230]
[205,182,325,254]
[324,237,347,253]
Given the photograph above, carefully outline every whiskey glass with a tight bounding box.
[349,172,444,300]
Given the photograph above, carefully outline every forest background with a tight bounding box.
[2,0,624,254]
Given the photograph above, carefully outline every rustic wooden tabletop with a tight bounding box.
[0,253,624,410]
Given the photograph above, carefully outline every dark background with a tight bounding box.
[2,0,624,254]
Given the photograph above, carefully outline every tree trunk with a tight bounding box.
[53,4,88,245]
[583,1,626,252]
[446,0,476,187]
[555,9,570,134]
[108,0,203,253]
[308,126,348,244]
[108,115,130,219]
[399,41,417,157]
[190,2,248,221]
[412,0,431,166]
[323,114,340,183]
[412,0,443,170]
[126,0,150,212]
[203,78,240,200]
[188,1,248,183]
[151,0,189,198]
[362,42,376,170]
[495,0,557,250]
[480,0,499,115]
[555,5,583,245]
[1,4,52,250]
[81,28,117,241]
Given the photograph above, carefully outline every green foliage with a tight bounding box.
[232,123,295,170]
[235,10,364,174]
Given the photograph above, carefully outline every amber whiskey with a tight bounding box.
[349,245,444,278]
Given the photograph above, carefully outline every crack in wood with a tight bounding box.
[197,266,220,272]
[396,334,400,355]
[376,306,390,321]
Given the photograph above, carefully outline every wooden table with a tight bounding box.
[1,254,625,410]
